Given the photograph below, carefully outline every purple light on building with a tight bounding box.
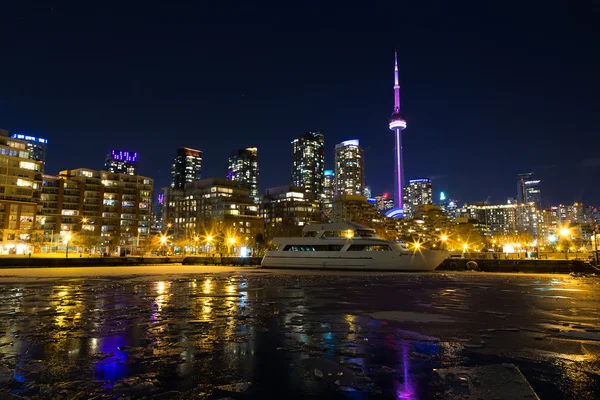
[111,149,138,162]
[105,149,138,175]
[157,193,164,205]
[388,50,407,212]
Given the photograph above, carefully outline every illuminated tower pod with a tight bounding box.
[388,51,407,212]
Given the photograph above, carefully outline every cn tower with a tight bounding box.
[388,50,407,213]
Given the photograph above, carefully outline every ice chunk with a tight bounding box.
[217,382,252,392]
[434,364,540,399]
[557,330,600,341]
[301,358,364,386]
[368,311,454,323]
[0,366,13,385]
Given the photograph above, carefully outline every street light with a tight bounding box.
[160,235,167,256]
[205,235,213,256]
[194,236,199,254]
[559,227,570,260]
[82,217,88,224]
[228,237,236,256]
[440,234,448,250]
[592,229,600,267]
[64,233,72,258]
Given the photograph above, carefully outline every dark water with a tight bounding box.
[0,272,599,399]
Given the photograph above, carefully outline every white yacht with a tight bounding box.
[261,222,449,271]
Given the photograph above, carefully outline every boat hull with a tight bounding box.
[260,250,448,271]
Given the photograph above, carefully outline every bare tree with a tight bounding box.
[74,230,102,255]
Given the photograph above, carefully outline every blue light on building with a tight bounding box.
[10,133,48,171]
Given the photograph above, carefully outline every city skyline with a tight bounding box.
[1,2,598,205]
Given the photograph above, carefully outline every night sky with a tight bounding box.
[1,1,599,207]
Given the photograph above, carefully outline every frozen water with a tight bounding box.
[0,268,598,398]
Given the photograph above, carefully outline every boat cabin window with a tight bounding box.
[302,231,319,237]
[283,245,342,251]
[347,244,392,251]
[321,230,377,238]
[322,231,342,238]
[354,229,377,237]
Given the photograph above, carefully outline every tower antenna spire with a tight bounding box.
[387,50,408,215]
[393,50,400,113]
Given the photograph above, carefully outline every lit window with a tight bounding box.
[19,161,37,170]
[17,179,32,187]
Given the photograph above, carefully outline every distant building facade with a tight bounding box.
[171,147,202,190]
[0,130,43,254]
[227,147,259,201]
[440,196,459,221]
[162,178,263,242]
[374,194,394,213]
[105,149,138,175]
[322,170,335,221]
[261,185,320,235]
[402,178,433,218]
[334,139,364,196]
[517,172,542,209]
[332,194,385,226]
[457,202,539,237]
[151,193,165,234]
[291,130,324,198]
[40,168,153,251]
[10,133,48,173]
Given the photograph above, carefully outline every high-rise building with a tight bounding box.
[151,193,165,234]
[171,147,202,190]
[261,185,320,235]
[440,193,459,221]
[10,133,48,172]
[517,172,542,209]
[322,170,335,221]
[105,149,138,175]
[388,51,408,214]
[227,147,259,201]
[374,193,394,212]
[40,168,153,252]
[550,202,586,225]
[457,202,539,237]
[291,130,324,197]
[402,179,433,218]
[332,194,385,226]
[364,186,372,198]
[162,178,263,244]
[539,208,559,239]
[0,130,43,254]
[334,139,365,196]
